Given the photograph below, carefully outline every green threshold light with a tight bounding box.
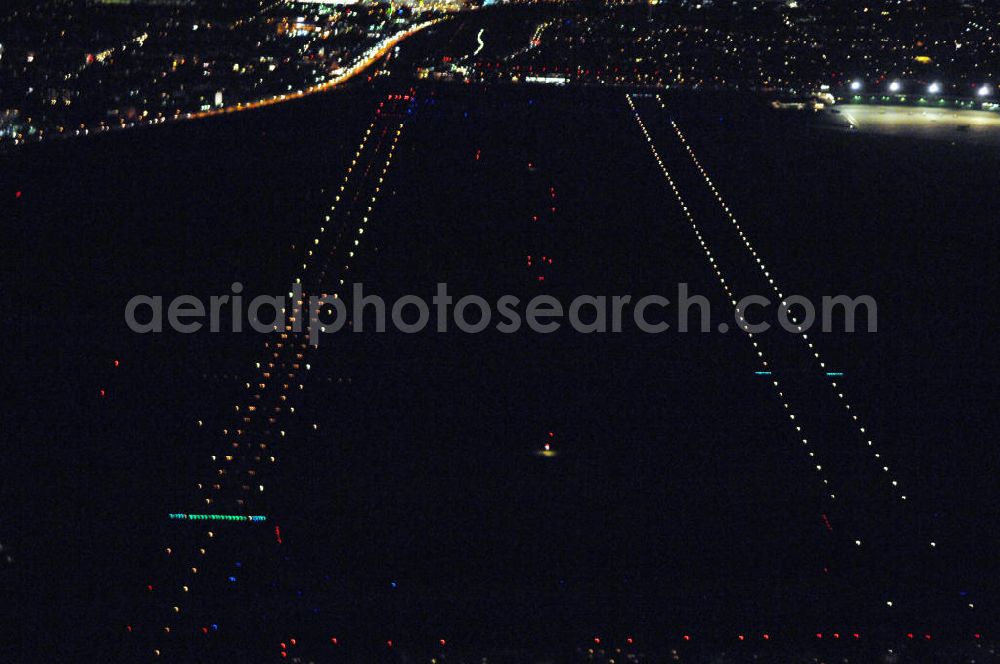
[168,513,267,522]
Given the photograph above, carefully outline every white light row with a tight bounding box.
[653,93,908,505]
[627,94,839,505]
[653,95,968,611]
[630,92,917,611]
[153,103,409,657]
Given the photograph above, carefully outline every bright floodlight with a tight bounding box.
[927,82,941,94]
[977,84,992,97]
[850,80,863,91]
[889,80,902,92]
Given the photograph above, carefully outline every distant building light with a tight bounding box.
[524,75,568,86]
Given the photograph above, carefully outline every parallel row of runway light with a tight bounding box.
[272,101,408,660]
[638,94,972,612]
[147,100,408,655]
[304,107,407,316]
[626,95,840,510]
[652,94,910,508]
[654,96,975,610]
[624,94,925,615]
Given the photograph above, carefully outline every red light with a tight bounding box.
[853,633,860,639]
[907,633,914,639]
[974,633,981,639]
[99,389,106,398]
[815,633,823,639]
[833,633,840,639]
[738,634,745,641]
[924,634,932,640]
[593,637,600,644]
[15,191,22,199]
[147,585,154,591]
[762,634,770,640]
[280,643,286,649]
[626,637,634,645]
[439,639,446,646]
[113,359,120,367]
[683,635,691,641]
[289,638,296,646]
[386,640,393,648]
[330,637,338,645]
[126,625,133,632]
[280,653,287,659]
[201,627,208,634]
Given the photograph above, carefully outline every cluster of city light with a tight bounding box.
[503,20,553,64]
[464,2,1000,96]
[627,94,840,514]
[179,22,435,124]
[2,18,438,150]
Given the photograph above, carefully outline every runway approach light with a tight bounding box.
[536,433,558,458]
[927,82,941,94]
[536,441,558,458]
[889,80,902,93]
[850,80,863,91]
[977,84,992,97]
